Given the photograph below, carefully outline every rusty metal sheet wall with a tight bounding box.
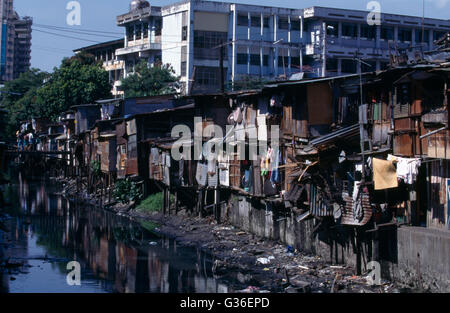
[307,82,333,125]
[394,133,414,157]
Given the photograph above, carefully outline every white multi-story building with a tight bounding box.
[115,0,162,78]
[110,0,450,95]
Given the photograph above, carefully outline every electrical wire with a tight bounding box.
[32,29,103,43]
[34,23,124,36]
[33,26,121,39]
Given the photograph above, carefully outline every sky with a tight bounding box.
[14,0,450,73]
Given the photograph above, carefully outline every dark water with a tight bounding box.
[0,173,228,293]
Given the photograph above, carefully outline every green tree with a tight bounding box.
[121,60,179,98]
[231,75,268,91]
[35,52,112,120]
[0,68,50,138]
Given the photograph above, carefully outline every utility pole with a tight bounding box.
[354,50,373,182]
[219,44,225,93]
[213,40,235,93]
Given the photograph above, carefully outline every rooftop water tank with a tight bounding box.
[130,0,150,12]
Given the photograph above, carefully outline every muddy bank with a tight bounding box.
[60,177,408,293]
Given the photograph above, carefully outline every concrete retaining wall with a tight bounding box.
[382,226,450,292]
[222,195,450,292]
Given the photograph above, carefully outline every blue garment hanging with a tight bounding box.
[270,149,281,184]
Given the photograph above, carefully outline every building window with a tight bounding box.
[127,26,134,41]
[361,60,376,72]
[251,15,261,28]
[181,61,187,76]
[143,23,149,38]
[381,27,394,40]
[182,26,188,41]
[250,54,260,66]
[360,25,376,40]
[237,53,247,65]
[291,19,301,31]
[194,31,227,49]
[398,28,412,42]
[415,29,429,43]
[433,31,446,41]
[264,17,270,28]
[135,25,142,40]
[278,17,289,30]
[194,31,228,60]
[155,18,162,36]
[263,55,269,66]
[237,14,248,26]
[326,22,338,36]
[291,56,300,68]
[342,59,356,73]
[278,55,289,67]
[326,58,337,72]
[342,23,357,38]
[196,66,218,88]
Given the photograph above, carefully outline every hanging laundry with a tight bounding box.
[373,158,398,190]
[218,154,230,187]
[270,149,281,184]
[196,162,208,187]
[387,154,421,185]
[235,122,245,141]
[257,116,267,142]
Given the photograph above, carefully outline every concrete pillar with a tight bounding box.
[260,46,264,76]
[287,48,291,75]
[357,23,361,48]
[247,46,250,75]
[232,8,237,84]
[394,25,399,43]
[274,15,278,76]
[300,15,303,40]
[273,15,278,42]
[260,12,264,38]
[376,25,381,49]
[248,12,251,40]
[288,15,291,43]
[185,6,195,95]
[337,58,342,76]
[300,48,303,72]
[274,47,279,77]
[429,30,434,49]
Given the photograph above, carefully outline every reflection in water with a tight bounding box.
[0,174,228,293]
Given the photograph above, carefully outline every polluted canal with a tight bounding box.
[0,173,228,293]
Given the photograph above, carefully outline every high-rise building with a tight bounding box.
[12,14,32,80]
[0,0,32,83]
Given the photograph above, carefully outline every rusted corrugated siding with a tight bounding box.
[394,133,414,156]
[307,82,333,125]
